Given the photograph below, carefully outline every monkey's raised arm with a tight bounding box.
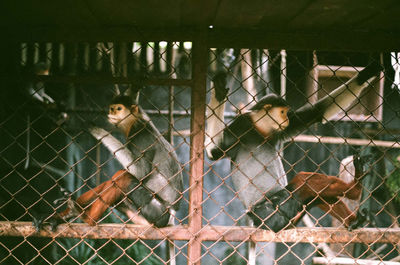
[281,63,382,140]
[205,72,229,159]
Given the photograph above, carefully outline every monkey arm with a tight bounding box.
[205,87,227,159]
[282,62,382,140]
[89,127,140,177]
[205,72,229,160]
[318,75,377,122]
[208,114,258,160]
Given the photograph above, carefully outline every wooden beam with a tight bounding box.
[2,26,197,43]
[0,75,192,87]
[1,222,400,244]
[3,27,400,52]
[207,29,400,51]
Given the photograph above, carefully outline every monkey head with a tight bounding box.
[108,95,140,135]
[250,94,290,137]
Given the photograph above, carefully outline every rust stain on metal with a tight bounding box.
[3,222,399,245]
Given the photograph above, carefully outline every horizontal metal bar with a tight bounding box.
[1,222,400,244]
[63,108,191,117]
[171,131,400,148]
[313,257,400,265]
[1,75,192,86]
[293,134,400,149]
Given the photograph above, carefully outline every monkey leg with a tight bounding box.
[80,170,132,226]
[348,208,377,230]
[290,172,362,202]
[76,181,112,207]
[54,170,128,223]
[82,169,170,227]
[55,182,110,220]
[316,198,356,227]
[56,169,170,227]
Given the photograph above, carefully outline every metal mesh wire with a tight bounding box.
[0,42,399,265]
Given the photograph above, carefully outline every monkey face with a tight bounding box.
[252,105,290,137]
[108,103,140,136]
[268,106,290,131]
[108,104,135,126]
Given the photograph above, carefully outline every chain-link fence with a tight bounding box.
[0,42,399,265]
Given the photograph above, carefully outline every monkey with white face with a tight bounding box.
[249,100,290,136]
[206,63,382,232]
[47,93,183,229]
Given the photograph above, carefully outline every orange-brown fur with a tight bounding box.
[57,170,134,226]
[289,171,362,227]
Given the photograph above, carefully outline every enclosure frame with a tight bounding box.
[1,29,400,265]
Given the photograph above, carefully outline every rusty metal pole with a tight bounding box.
[188,33,207,265]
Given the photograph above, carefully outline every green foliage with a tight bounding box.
[53,238,97,264]
[54,238,163,265]
[51,214,164,264]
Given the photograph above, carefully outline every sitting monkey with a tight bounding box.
[35,90,183,230]
[205,63,382,231]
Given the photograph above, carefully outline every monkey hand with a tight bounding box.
[348,208,377,231]
[212,71,229,102]
[32,212,62,232]
[356,62,383,85]
[353,151,372,181]
[89,126,110,140]
[38,188,81,232]
[352,150,363,179]
[32,212,48,232]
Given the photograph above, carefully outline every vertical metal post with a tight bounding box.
[280,50,287,98]
[188,34,207,265]
[241,49,256,106]
[306,50,318,104]
[166,42,176,265]
[167,42,176,144]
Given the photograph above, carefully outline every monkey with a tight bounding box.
[38,91,183,229]
[205,63,382,232]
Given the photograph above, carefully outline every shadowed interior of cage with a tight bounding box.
[0,42,399,265]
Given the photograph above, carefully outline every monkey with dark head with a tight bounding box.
[39,90,183,229]
[206,63,382,232]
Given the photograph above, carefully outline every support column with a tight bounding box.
[188,33,207,265]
